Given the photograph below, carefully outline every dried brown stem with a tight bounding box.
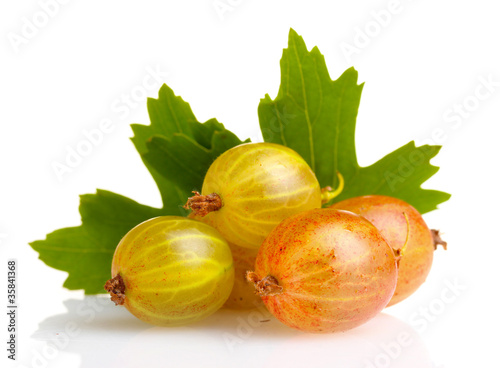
[104,274,126,305]
[246,271,283,297]
[431,229,447,250]
[184,191,223,217]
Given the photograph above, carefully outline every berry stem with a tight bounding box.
[104,274,126,306]
[184,191,223,217]
[246,271,283,297]
[321,172,345,204]
[431,229,447,250]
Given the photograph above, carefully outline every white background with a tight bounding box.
[1,0,499,367]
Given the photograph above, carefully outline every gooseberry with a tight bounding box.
[331,195,446,306]
[247,208,398,333]
[184,142,322,249]
[188,212,263,309]
[104,216,234,326]
[224,243,263,309]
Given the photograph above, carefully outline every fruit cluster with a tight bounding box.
[105,142,446,333]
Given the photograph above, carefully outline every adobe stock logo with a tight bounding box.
[7,0,72,54]
[20,298,110,368]
[441,74,499,130]
[363,278,466,368]
[339,0,413,63]
[212,0,244,21]
[384,73,499,191]
[51,65,168,182]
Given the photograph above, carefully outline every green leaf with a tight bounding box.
[30,84,248,293]
[143,129,248,192]
[130,84,197,210]
[259,29,450,213]
[137,85,249,193]
[30,190,164,294]
[335,142,450,213]
[31,30,449,295]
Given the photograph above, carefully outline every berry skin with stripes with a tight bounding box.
[331,195,443,307]
[104,216,234,326]
[185,143,322,249]
[188,213,263,309]
[223,243,263,309]
[247,208,398,333]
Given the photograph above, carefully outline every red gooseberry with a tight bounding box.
[331,195,446,306]
[247,208,398,333]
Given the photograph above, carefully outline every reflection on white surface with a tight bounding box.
[31,297,433,368]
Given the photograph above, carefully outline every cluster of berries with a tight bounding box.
[105,143,445,333]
